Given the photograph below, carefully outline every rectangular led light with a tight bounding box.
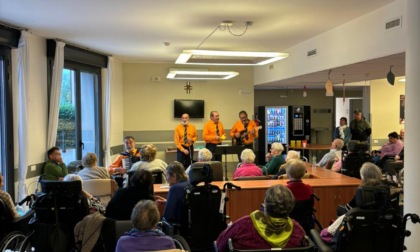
[175,49,289,66]
[167,69,239,80]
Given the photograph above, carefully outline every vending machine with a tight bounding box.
[256,106,311,164]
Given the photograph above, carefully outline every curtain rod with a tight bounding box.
[0,21,28,31]
[54,38,112,57]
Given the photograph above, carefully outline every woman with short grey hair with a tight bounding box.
[130,144,168,183]
[78,152,110,180]
[216,184,306,251]
[116,200,175,251]
[265,142,286,175]
[233,149,263,179]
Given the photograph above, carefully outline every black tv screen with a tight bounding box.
[174,99,205,118]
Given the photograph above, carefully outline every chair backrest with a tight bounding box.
[189,161,223,183]
[180,184,226,251]
[151,170,163,184]
[82,179,115,206]
[233,175,270,181]
[289,197,315,234]
[341,151,372,179]
[226,236,315,252]
[330,186,403,252]
[115,220,133,241]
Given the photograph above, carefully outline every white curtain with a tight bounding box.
[17,31,29,201]
[104,56,113,168]
[46,41,65,148]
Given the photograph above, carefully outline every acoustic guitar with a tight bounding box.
[232,126,262,146]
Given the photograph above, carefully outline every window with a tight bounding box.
[47,40,106,166]
[57,62,103,164]
[0,45,14,193]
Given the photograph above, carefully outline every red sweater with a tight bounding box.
[286,180,314,201]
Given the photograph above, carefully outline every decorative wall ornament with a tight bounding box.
[387,65,395,85]
[184,81,192,94]
[303,85,308,97]
[325,69,334,96]
[342,74,346,104]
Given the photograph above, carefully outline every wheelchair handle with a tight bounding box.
[18,194,36,206]
[223,182,241,192]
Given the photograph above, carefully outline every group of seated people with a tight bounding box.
[2,130,406,251]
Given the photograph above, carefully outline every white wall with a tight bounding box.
[254,0,406,86]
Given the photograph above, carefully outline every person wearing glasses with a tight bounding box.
[108,136,141,175]
[265,142,286,175]
[44,147,68,181]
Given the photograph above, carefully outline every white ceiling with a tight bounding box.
[0,0,404,88]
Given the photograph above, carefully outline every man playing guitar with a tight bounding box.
[230,110,261,148]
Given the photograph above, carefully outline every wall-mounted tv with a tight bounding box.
[174,99,205,118]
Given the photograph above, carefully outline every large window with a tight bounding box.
[57,62,102,164]
[0,45,14,193]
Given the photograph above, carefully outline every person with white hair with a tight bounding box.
[272,150,301,179]
[265,142,286,175]
[78,152,110,180]
[233,149,263,179]
[185,148,213,174]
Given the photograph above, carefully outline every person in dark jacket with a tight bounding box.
[106,169,154,220]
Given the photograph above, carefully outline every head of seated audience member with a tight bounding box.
[359,162,382,182]
[129,169,154,192]
[63,174,93,199]
[216,184,306,251]
[270,142,284,157]
[286,150,300,161]
[116,199,175,251]
[82,152,98,168]
[241,149,256,164]
[332,138,344,150]
[198,148,213,162]
[286,159,307,181]
[166,161,188,186]
[139,144,158,162]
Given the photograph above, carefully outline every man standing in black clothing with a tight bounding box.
[350,109,371,142]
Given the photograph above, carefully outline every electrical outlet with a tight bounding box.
[30,165,36,171]
[373,140,379,144]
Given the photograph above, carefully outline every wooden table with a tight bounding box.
[154,165,360,227]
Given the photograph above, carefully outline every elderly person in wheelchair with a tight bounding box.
[216,184,306,252]
[116,199,175,251]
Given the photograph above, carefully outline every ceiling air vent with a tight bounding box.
[385,17,402,30]
[307,49,317,57]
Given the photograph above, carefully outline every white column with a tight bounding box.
[404,0,420,249]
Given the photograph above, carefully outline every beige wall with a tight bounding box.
[370,78,405,147]
[122,63,254,133]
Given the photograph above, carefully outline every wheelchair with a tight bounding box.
[289,194,323,235]
[0,194,37,252]
[164,162,241,252]
[310,185,420,252]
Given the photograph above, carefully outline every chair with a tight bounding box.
[233,175,270,181]
[289,194,323,235]
[311,185,408,252]
[174,164,239,251]
[189,161,223,181]
[82,179,117,206]
[224,236,316,252]
[341,143,372,179]
[151,170,164,184]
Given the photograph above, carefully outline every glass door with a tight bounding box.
[57,64,102,165]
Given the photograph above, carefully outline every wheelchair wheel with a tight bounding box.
[173,235,191,251]
[0,231,27,252]
[19,230,35,252]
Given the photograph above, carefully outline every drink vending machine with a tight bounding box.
[256,106,311,164]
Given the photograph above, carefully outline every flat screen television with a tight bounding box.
[174,99,205,118]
